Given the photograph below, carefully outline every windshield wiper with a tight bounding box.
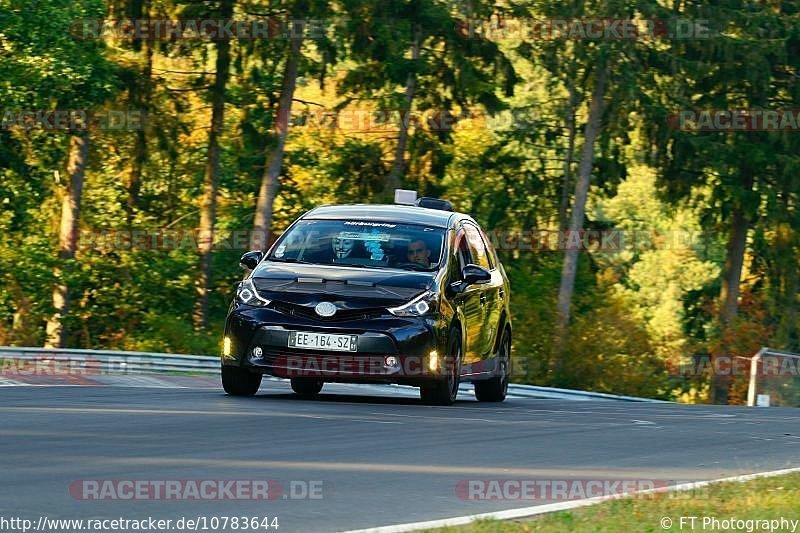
[341,263,435,272]
[266,257,313,264]
[334,263,393,270]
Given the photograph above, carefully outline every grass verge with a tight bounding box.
[429,472,800,532]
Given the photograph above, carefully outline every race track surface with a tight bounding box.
[1,379,798,532]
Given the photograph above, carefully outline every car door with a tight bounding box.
[478,224,507,358]
[463,223,503,359]
[451,228,484,365]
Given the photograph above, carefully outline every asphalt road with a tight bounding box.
[1,380,799,532]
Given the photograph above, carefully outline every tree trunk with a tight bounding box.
[558,79,578,232]
[193,0,234,330]
[552,65,607,378]
[385,30,421,197]
[11,281,36,345]
[252,30,303,252]
[719,208,749,325]
[44,132,89,348]
[711,170,754,404]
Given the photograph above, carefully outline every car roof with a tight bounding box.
[303,204,466,228]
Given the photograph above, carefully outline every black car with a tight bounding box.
[221,199,511,405]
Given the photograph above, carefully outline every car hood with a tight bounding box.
[250,262,435,309]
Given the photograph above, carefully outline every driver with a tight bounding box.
[406,239,431,267]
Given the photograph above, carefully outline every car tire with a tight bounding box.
[291,378,324,398]
[221,365,262,396]
[474,330,510,403]
[420,328,462,406]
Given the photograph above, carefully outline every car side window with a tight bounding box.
[451,232,471,282]
[476,225,496,270]
[463,224,491,270]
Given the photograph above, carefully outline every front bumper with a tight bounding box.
[222,304,447,384]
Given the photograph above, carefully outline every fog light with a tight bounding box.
[222,337,231,357]
[384,356,399,368]
[252,346,263,358]
[428,350,438,372]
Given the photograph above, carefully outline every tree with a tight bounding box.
[641,0,800,402]
[193,0,235,329]
[0,0,116,347]
[338,0,515,197]
[553,61,607,372]
[245,0,340,251]
[252,4,306,252]
[121,0,156,223]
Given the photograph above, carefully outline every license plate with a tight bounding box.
[288,331,358,352]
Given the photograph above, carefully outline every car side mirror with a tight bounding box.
[239,250,264,271]
[461,264,491,286]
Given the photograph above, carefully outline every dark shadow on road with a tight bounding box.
[251,391,478,406]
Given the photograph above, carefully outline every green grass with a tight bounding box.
[429,472,800,532]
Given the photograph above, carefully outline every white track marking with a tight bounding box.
[341,466,800,533]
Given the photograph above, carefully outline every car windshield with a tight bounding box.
[267,219,446,272]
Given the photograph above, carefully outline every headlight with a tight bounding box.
[388,291,437,317]
[236,278,271,307]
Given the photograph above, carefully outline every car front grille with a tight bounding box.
[268,301,386,322]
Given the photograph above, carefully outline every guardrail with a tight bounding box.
[0,346,666,402]
[746,347,800,407]
[505,383,669,403]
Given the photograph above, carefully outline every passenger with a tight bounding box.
[332,235,356,260]
[332,234,368,263]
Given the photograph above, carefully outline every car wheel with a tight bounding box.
[474,330,510,403]
[420,328,461,406]
[291,378,324,398]
[221,365,262,396]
